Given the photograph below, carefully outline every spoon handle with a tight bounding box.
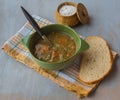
[21,6,53,47]
[21,6,43,38]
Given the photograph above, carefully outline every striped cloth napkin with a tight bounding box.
[2,15,108,98]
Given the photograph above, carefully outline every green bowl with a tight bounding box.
[22,24,89,70]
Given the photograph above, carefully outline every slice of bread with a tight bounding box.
[79,36,113,84]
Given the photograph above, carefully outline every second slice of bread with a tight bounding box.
[79,36,113,84]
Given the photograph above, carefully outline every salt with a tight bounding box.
[59,5,76,16]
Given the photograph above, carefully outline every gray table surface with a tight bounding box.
[0,0,120,100]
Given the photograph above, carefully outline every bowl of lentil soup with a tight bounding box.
[22,24,89,70]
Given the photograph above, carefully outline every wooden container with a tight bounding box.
[55,2,89,27]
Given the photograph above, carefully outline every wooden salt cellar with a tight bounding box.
[55,2,89,27]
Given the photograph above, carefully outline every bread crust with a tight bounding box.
[79,36,113,84]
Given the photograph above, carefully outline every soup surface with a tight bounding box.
[34,32,76,62]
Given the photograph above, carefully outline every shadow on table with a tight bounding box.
[72,16,93,28]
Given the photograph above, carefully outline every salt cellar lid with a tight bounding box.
[76,3,89,24]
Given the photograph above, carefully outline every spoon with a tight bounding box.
[21,6,53,47]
